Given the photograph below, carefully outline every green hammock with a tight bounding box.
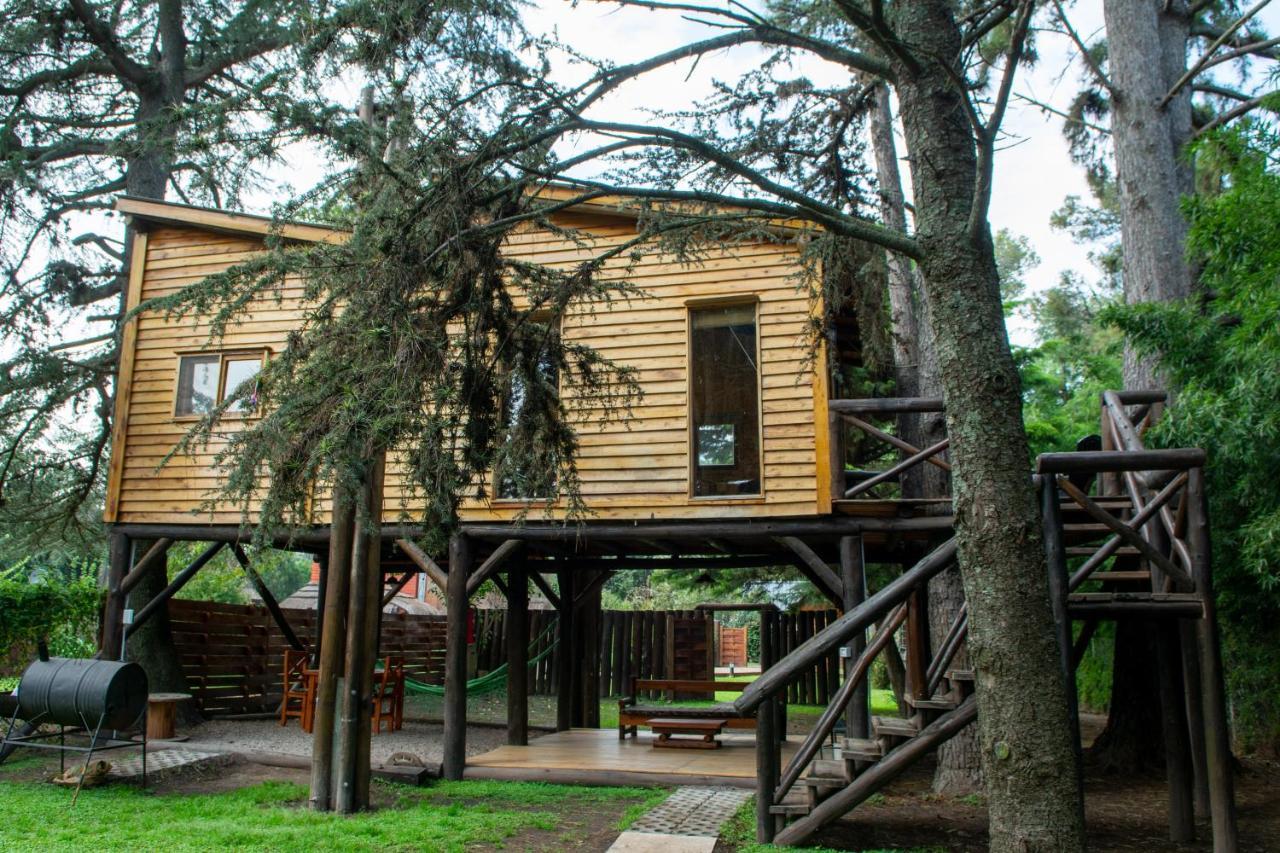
[404,618,559,696]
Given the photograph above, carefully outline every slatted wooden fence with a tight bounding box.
[717,624,749,667]
[169,599,446,716]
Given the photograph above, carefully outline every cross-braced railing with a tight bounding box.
[827,397,948,501]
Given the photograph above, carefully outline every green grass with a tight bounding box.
[0,777,667,852]
[719,798,944,853]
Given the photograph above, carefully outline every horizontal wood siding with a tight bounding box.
[112,214,820,525]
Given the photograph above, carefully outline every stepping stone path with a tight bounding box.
[609,785,752,852]
[106,747,231,784]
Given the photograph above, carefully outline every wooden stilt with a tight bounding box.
[310,495,355,811]
[1180,620,1211,818]
[334,457,383,814]
[507,560,529,746]
[1041,476,1085,811]
[755,694,778,843]
[839,535,869,740]
[905,584,929,701]
[101,531,130,660]
[443,533,471,780]
[313,553,329,668]
[556,569,576,731]
[1156,621,1195,842]
[1187,467,1238,851]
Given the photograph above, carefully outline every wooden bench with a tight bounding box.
[650,717,728,749]
[618,678,763,739]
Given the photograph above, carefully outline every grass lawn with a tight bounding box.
[0,776,667,852]
[718,798,944,853]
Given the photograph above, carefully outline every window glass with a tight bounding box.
[175,355,220,416]
[222,357,263,411]
[690,303,760,496]
[497,325,559,500]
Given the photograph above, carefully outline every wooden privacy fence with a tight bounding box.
[169,599,446,715]
[717,624,748,667]
[474,607,843,704]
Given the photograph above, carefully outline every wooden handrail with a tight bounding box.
[829,397,944,414]
[774,603,908,804]
[735,538,958,713]
[844,439,950,499]
[1067,471,1190,592]
[1036,448,1205,474]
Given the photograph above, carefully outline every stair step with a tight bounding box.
[872,715,921,737]
[946,668,975,682]
[1065,546,1141,557]
[769,803,811,816]
[840,737,884,760]
[906,695,958,711]
[1091,571,1152,583]
[808,759,848,780]
[802,772,847,788]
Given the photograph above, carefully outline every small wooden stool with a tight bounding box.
[648,718,727,749]
[147,693,191,741]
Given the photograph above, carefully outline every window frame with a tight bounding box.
[171,348,270,421]
[685,295,765,502]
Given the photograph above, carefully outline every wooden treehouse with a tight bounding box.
[101,196,1237,849]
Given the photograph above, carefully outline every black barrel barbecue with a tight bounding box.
[16,657,148,730]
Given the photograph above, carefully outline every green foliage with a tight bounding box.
[0,778,661,851]
[0,573,102,674]
[1105,123,1280,750]
[168,544,311,605]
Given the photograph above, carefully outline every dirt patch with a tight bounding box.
[760,755,1280,852]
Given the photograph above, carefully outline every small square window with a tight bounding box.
[222,357,262,412]
[174,351,265,418]
[175,355,220,417]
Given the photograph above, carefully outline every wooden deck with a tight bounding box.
[464,728,798,789]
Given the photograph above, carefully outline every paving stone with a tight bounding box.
[607,831,718,852]
[627,785,752,836]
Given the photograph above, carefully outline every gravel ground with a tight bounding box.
[183,719,509,766]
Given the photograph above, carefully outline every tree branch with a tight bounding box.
[971,0,1033,242]
[0,57,116,97]
[1195,94,1271,136]
[66,0,152,88]
[1163,0,1274,108]
[1051,0,1113,93]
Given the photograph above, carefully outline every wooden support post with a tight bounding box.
[443,533,471,780]
[839,535,869,740]
[905,584,929,702]
[232,544,304,651]
[126,542,226,637]
[334,456,384,813]
[756,693,778,844]
[310,493,355,811]
[507,560,529,745]
[1188,467,1238,851]
[580,570,603,728]
[101,531,130,660]
[556,569,576,731]
[1180,620,1211,818]
[1156,621,1195,842]
[1040,476,1085,809]
[759,609,775,671]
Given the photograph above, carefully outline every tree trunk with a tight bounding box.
[867,76,977,794]
[1089,617,1165,772]
[125,539,202,726]
[887,2,1086,848]
[1102,0,1195,389]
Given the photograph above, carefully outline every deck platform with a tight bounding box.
[464,728,798,789]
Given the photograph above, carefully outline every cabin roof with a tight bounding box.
[114,184,811,244]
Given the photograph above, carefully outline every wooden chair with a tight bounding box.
[372,656,406,734]
[280,648,314,731]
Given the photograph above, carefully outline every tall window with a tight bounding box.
[689,302,761,497]
[495,322,560,500]
[174,350,265,417]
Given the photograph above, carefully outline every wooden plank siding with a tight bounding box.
[106,203,825,525]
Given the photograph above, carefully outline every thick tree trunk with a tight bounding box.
[867,77,977,794]
[1102,0,1194,389]
[887,2,1085,848]
[125,540,202,727]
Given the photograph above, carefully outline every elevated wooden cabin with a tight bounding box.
[105,194,847,530]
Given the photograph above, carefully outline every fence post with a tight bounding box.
[756,694,778,843]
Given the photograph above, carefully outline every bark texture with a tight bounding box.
[887,2,1085,847]
[1102,0,1195,389]
[124,540,202,726]
[867,77,976,793]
